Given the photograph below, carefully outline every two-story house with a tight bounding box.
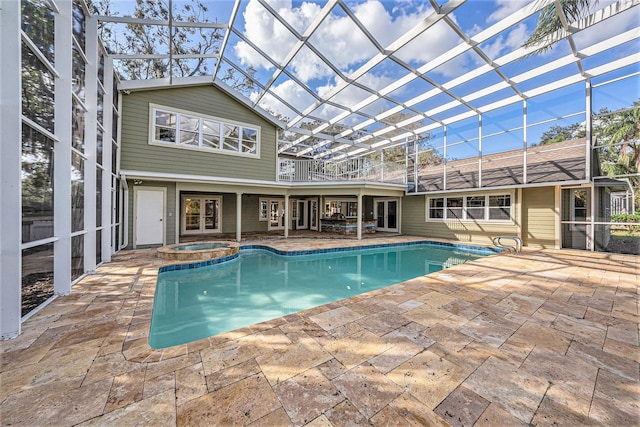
[119,78,407,248]
[118,78,634,253]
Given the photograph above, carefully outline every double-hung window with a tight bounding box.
[150,105,260,157]
[489,195,511,221]
[427,193,512,222]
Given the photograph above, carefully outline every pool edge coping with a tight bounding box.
[158,240,503,273]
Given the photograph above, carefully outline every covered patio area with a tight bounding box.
[1,236,638,426]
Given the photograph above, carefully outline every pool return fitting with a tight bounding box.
[492,235,523,254]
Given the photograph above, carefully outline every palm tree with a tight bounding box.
[595,102,640,210]
[596,103,640,174]
[522,0,596,54]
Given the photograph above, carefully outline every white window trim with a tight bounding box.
[426,191,514,223]
[148,103,261,159]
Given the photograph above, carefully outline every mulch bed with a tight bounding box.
[21,272,54,316]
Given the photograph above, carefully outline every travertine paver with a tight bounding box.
[332,363,404,419]
[177,373,280,426]
[386,349,470,409]
[435,386,490,427]
[273,367,344,425]
[0,235,638,426]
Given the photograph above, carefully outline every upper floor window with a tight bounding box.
[150,105,260,157]
[427,193,513,222]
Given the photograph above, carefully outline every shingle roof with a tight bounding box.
[416,139,587,191]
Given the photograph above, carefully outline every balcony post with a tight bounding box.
[236,192,242,242]
[284,194,289,238]
[357,193,363,240]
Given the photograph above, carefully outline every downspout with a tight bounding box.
[117,92,128,250]
[121,176,129,250]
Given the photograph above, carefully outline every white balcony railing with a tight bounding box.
[278,158,407,185]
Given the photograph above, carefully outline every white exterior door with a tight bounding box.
[135,188,165,246]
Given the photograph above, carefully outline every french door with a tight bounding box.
[269,200,285,230]
[182,196,221,234]
[375,198,399,232]
[291,200,308,230]
[309,199,318,231]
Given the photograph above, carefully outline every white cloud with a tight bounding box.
[488,0,531,23]
[572,5,640,49]
[315,72,397,118]
[251,79,317,120]
[234,0,443,84]
[481,23,529,60]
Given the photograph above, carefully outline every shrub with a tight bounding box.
[611,213,640,233]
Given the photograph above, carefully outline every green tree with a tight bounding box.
[594,102,640,209]
[539,123,585,145]
[523,0,596,54]
[91,0,254,91]
[595,103,640,173]
[365,112,434,163]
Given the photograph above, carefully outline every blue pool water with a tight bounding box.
[149,242,496,348]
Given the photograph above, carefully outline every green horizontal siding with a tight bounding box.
[120,85,277,181]
[219,194,269,233]
[522,187,556,248]
[402,193,519,245]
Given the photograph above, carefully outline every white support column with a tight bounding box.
[478,114,483,189]
[585,80,592,181]
[102,58,114,262]
[0,0,23,339]
[554,186,562,249]
[516,188,523,242]
[54,0,73,295]
[523,100,528,184]
[414,140,418,192]
[84,17,98,273]
[357,193,363,240]
[284,194,289,238]
[589,184,596,251]
[236,192,242,242]
[585,80,594,251]
[443,125,448,190]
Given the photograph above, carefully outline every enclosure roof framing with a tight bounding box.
[96,0,640,160]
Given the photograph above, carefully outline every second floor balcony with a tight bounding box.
[277,157,407,185]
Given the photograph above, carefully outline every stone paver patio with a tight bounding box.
[1,236,638,426]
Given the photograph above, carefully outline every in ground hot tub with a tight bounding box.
[157,241,239,261]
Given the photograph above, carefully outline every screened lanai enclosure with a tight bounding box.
[2,0,639,337]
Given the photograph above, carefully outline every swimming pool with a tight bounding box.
[149,242,498,348]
